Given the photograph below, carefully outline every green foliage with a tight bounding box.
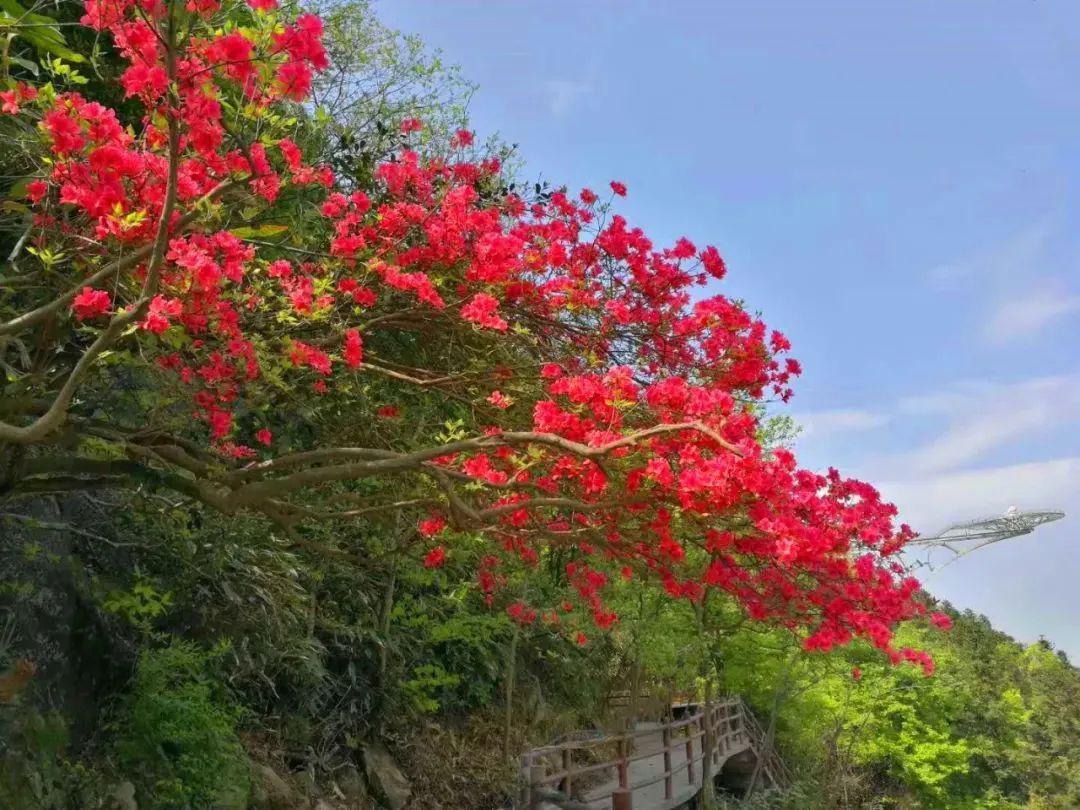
[0,0,84,77]
[309,0,476,165]
[715,609,1080,809]
[112,642,249,810]
[0,708,107,810]
[402,663,461,714]
[102,575,173,636]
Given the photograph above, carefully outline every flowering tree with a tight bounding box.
[0,0,942,671]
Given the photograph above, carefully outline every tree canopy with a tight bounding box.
[0,0,940,665]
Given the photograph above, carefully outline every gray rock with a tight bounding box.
[213,776,251,810]
[110,781,137,810]
[336,764,368,804]
[361,743,411,810]
[251,763,298,809]
[295,769,319,798]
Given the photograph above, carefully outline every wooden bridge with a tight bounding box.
[519,696,791,809]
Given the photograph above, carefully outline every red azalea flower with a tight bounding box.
[141,295,182,334]
[0,83,33,115]
[71,287,112,320]
[343,329,363,368]
[461,293,508,331]
[419,515,447,537]
[930,612,953,630]
[26,180,48,203]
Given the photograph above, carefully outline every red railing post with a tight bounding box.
[612,735,633,810]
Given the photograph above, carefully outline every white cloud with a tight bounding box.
[791,374,1080,530]
[926,219,1079,344]
[793,376,1080,474]
[983,285,1080,344]
[542,79,592,117]
[901,375,1080,473]
[794,408,889,440]
[928,219,1053,288]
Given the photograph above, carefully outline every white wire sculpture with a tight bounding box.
[911,508,1065,567]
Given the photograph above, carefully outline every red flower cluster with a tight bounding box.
[461,292,508,331]
[72,287,112,320]
[0,0,943,671]
[0,82,35,114]
[419,515,448,537]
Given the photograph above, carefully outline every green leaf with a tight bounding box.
[229,224,289,239]
[8,54,38,75]
[0,0,85,62]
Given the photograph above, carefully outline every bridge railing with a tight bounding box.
[737,696,794,789]
[519,696,774,809]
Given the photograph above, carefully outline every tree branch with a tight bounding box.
[0,20,190,445]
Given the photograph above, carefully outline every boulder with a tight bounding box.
[251,763,299,809]
[361,743,410,810]
[335,764,369,806]
[110,781,137,810]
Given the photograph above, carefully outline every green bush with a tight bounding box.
[112,642,249,810]
[0,708,107,810]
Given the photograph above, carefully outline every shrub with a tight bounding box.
[112,642,249,809]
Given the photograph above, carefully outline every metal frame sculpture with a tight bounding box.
[911,508,1065,566]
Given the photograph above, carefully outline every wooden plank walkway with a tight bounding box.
[578,723,736,809]
[519,697,789,809]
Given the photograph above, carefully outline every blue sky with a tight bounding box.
[376,1,1080,658]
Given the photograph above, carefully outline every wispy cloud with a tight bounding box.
[794,408,889,440]
[794,376,1080,475]
[900,375,1080,473]
[983,284,1080,344]
[928,220,1053,288]
[928,219,1079,344]
[542,79,592,117]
